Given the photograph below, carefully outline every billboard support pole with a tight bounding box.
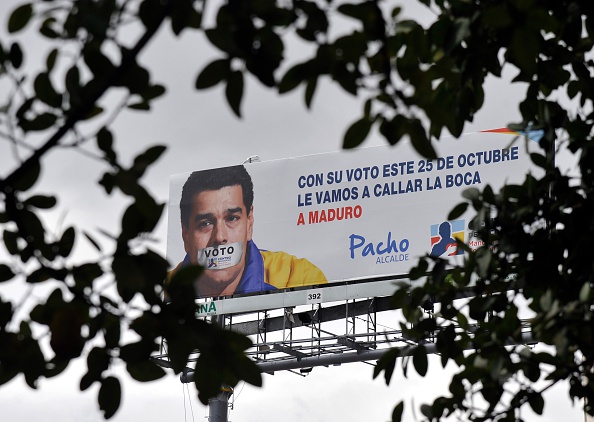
[208,386,233,422]
[208,314,232,422]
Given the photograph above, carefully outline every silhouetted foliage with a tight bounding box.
[1,0,593,420]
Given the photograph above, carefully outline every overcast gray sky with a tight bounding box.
[0,1,585,421]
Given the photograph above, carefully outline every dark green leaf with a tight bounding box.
[449,375,466,400]
[296,1,328,41]
[143,84,166,101]
[113,254,142,303]
[80,372,96,391]
[337,2,371,20]
[65,66,81,107]
[127,360,166,382]
[45,358,68,378]
[343,117,372,149]
[363,98,372,118]
[21,337,46,388]
[131,145,167,178]
[461,187,480,201]
[13,161,40,192]
[127,101,150,111]
[409,123,436,159]
[530,152,548,169]
[72,263,103,288]
[166,265,202,310]
[420,404,434,419]
[103,314,121,349]
[99,172,115,195]
[195,59,230,89]
[225,71,244,118]
[34,73,62,108]
[120,199,163,242]
[379,115,405,145]
[116,61,150,94]
[413,345,428,376]
[8,4,33,34]
[475,247,493,278]
[96,127,116,164]
[390,287,409,309]
[373,347,399,384]
[205,27,237,55]
[21,113,57,131]
[49,303,85,359]
[509,26,538,74]
[24,195,57,210]
[138,0,167,29]
[448,202,468,220]
[409,258,428,280]
[83,47,114,77]
[46,49,58,71]
[528,392,544,415]
[9,43,23,69]
[27,267,64,284]
[169,0,202,34]
[58,227,75,257]
[39,17,59,39]
[120,340,158,364]
[80,347,110,391]
[4,231,19,255]
[98,376,121,419]
[0,299,14,327]
[392,401,404,422]
[82,106,104,120]
[15,97,33,121]
[231,355,262,387]
[305,77,317,109]
[0,264,15,282]
[278,62,308,94]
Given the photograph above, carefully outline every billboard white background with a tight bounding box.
[167,131,540,289]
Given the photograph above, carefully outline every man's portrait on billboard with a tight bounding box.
[172,165,327,298]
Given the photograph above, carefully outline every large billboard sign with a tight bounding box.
[166,130,541,313]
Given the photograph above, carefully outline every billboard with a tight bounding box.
[166,129,541,312]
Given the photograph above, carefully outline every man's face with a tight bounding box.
[182,185,253,293]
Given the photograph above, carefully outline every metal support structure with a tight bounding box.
[178,331,536,382]
[367,298,377,347]
[256,311,268,360]
[158,288,540,422]
[346,299,355,342]
[311,304,321,359]
[227,288,480,337]
[283,307,294,347]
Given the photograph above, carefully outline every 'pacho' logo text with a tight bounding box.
[349,231,410,265]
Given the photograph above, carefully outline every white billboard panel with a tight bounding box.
[166,129,541,313]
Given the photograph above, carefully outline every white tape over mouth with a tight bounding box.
[196,242,243,269]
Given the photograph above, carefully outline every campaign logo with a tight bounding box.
[208,258,217,269]
[430,220,465,257]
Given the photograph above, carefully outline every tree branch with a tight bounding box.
[0,0,174,193]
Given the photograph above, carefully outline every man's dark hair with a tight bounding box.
[180,165,254,227]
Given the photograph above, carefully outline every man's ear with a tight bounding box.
[181,224,190,253]
[247,205,254,241]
